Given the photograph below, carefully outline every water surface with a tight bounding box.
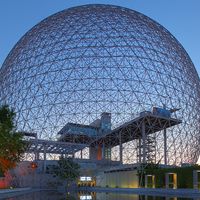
[1,191,198,200]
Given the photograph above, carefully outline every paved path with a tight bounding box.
[0,188,35,199]
[0,187,31,194]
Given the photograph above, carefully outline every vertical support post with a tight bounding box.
[72,137,75,159]
[119,132,123,164]
[81,149,83,159]
[164,127,167,165]
[34,134,40,161]
[102,142,105,159]
[142,121,146,163]
[163,104,167,165]
[138,138,141,163]
[34,136,39,161]
[43,145,47,173]
[97,144,102,160]
[35,151,39,160]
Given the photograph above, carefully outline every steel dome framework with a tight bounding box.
[0,5,200,165]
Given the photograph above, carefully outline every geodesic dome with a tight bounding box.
[0,4,200,165]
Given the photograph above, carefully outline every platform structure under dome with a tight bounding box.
[58,108,182,165]
[0,4,200,165]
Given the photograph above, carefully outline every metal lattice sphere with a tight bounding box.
[0,5,200,165]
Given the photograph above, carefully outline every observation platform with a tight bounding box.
[58,122,98,144]
[91,111,182,147]
[57,112,111,144]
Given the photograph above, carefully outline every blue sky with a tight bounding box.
[0,0,200,75]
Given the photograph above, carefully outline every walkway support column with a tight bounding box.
[164,127,167,165]
[43,145,47,173]
[35,151,39,160]
[142,121,146,163]
[119,132,123,164]
[102,142,105,159]
[163,104,167,165]
[81,149,83,159]
[138,137,141,163]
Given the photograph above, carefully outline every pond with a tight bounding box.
[0,191,198,200]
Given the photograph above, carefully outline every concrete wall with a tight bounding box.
[96,170,138,188]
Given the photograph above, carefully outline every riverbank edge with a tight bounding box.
[78,187,200,198]
[0,188,38,199]
[0,187,31,194]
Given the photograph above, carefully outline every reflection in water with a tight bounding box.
[72,192,197,200]
[2,191,198,200]
[2,191,65,200]
[79,195,92,199]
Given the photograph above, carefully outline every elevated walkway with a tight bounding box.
[26,139,87,155]
[91,111,181,147]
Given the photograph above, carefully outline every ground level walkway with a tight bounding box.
[0,188,35,199]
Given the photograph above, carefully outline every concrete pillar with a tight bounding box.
[142,121,146,163]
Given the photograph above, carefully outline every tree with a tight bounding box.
[0,105,26,174]
[49,157,80,182]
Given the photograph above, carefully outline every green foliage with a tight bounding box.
[0,105,27,173]
[138,164,200,188]
[48,157,80,182]
[137,163,159,187]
